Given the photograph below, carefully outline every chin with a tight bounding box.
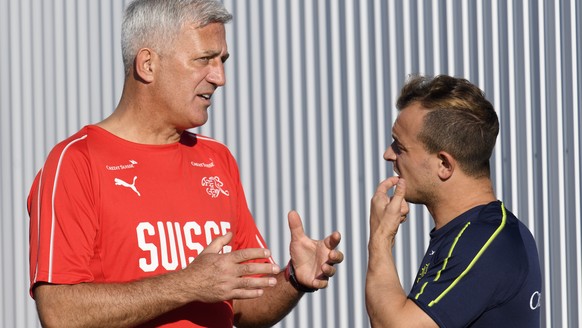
[189,113,209,127]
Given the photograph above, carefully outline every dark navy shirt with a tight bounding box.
[409,201,542,327]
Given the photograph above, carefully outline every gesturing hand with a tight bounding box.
[287,211,344,291]
[370,177,409,247]
[183,232,280,303]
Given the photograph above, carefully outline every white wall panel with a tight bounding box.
[1,0,580,327]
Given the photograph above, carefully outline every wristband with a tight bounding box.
[285,260,318,293]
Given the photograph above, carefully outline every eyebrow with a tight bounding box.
[221,53,230,63]
[199,50,230,63]
[392,134,400,144]
[392,135,406,150]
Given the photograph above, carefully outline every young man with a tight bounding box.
[366,74,541,327]
[27,1,343,327]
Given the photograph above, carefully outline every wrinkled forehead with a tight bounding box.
[178,22,228,48]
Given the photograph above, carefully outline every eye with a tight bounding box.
[196,57,211,64]
[391,141,403,155]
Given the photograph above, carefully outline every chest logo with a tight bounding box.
[202,176,230,198]
[106,159,138,171]
[114,176,141,196]
[416,263,430,283]
[191,158,215,168]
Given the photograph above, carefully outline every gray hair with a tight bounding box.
[121,0,232,76]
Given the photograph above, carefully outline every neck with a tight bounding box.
[427,176,497,230]
[97,86,183,145]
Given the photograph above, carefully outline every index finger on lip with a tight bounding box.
[391,178,406,204]
[375,176,400,195]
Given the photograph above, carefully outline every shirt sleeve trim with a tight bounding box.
[43,134,88,284]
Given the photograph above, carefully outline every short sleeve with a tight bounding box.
[409,220,524,327]
[28,134,99,295]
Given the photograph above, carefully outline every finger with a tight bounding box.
[392,178,406,204]
[375,176,400,196]
[201,232,233,254]
[327,249,344,265]
[388,178,407,215]
[231,247,273,263]
[287,210,305,241]
[321,263,337,277]
[237,262,280,276]
[231,288,265,300]
[323,231,342,250]
[236,276,278,289]
[231,277,278,299]
[312,279,329,289]
[401,198,410,216]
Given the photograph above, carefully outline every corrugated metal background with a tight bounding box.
[1,0,580,327]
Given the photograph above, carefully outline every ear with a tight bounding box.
[437,151,455,180]
[133,48,156,83]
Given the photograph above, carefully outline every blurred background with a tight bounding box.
[1,0,580,327]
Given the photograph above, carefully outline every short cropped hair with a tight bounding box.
[396,74,499,178]
[121,0,232,76]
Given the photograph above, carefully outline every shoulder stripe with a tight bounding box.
[33,168,44,283]
[434,221,472,282]
[195,135,224,145]
[415,281,429,299]
[427,203,507,307]
[414,222,471,300]
[46,134,88,283]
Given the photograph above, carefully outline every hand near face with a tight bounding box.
[287,211,344,290]
[183,232,280,302]
[370,177,409,247]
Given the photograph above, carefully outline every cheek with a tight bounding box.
[191,70,209,85]
[397,158,422,179]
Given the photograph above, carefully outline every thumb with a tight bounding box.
[202,232,233,254]
[288,210,306,241]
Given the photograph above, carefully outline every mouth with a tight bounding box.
[197,93,214,107]
[393,165,400,176]
[198,93,212,100]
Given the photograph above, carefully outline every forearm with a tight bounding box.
[233,270,302,328]
[35,270,191,328]
[365,237,409,328]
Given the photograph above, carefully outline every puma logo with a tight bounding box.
[114,176,141,196]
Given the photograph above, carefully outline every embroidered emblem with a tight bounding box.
[201,176,230,198]
[416,263,430,283]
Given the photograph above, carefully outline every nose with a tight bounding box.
[384,142,397,162]
[207,61,226,86]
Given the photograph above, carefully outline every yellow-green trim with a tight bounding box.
[415,282,429,299]
[434,222,472,282]
[414,222,471,300]
[428,203,507,307]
